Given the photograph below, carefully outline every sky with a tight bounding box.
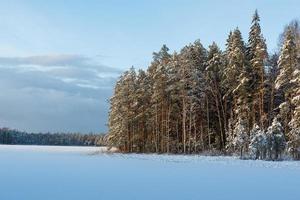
[0,0,299,133]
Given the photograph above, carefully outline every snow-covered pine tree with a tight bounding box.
[288,69,300,159]
[266,117,286,160]
[165,53,182,153]
[178,46,190,154]
[224,28,246,102]
[150,45,171,153]
[232,72,251,156]
[247,10,268,129]
[135,69,152,152]
[233,117,249,158]
[249,124,267,159]
[179,40,207,153]
[225,118,235,153]
[184,41,207,153]
[247,10,261,62]
[124,67,137,152]
[276,28,298,134]
[279,20,300,61]
[108,68,137,152]
[222,28,245,130]
[223,28,251,155]
[108,74,127,150]
[265,53,280,125]
[206,42,226,150]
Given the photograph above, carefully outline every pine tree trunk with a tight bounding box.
[206,96,211,150]
[167,104,171,154]
[161,103,164,153]
[176,119,180,153]
[193,115,197,153]
[189,103,192,154]
[215,95,224,150]
[269,84,275,126]
[220,94,227,138]
[155,104,159,153]
[200,121,204,151]
[127,123,130,152]
[260,70,265,129]
[182,98,187,154]
[240,146,243,159]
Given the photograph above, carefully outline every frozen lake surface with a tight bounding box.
[0,145,299,200]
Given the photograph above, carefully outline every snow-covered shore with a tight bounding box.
[0,144,299,200]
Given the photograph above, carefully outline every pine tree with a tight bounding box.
[232,71,251,155]
[233,117,249,158]
[266,117,286,160]
[165,53,182,153]
[265,53,280,125]
[247,10,261,61]
[225,118,235,153]
[249,124,267,159]
[288,69,300,159]
[247,10,268,128]
[279,20,300,59]
[135,69,152,152]
[224,28,247,126]
[224,28,246,98]
[224,28,251,154]
[206,42,226,149]
[122,67,138,152]
[108,72,131,151]
[179,40,207,153]
[149,45,171,153]
[276,28,298,134]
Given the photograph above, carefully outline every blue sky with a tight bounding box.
[0,0,299,133]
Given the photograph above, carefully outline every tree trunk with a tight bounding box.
[155,104,159,153]
[167,104,171,154]
[189,103,192,154]
[193,115,197,153]
[182,98,187,154]
[206,96,211,150]
[215,95,224,150]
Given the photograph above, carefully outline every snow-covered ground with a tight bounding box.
[0,145,299,200]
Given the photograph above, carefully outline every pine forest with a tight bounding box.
[108,11,300,160]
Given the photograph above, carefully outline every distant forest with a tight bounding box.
[108,11,300,160]
[0,128,107,146]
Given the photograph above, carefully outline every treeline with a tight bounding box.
[0,128,107,146]
[108,11,300,160]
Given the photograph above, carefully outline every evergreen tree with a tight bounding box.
[165,53,182,153]
[279,20,300,58]
[265,53,280,125]
[224,28,246,98]
[249,124,267,159]
[233,117,249,158]
[276,28,298,134]
[108,74,127,150]
[288,69,300,159]
[266,117,286,160]
[224,28,251,153]
[135,69,152,152]
[179,40,207,153]
[149,45,171,152]
[206,42,226,149]
[225,118,235,153]
[224,28,247,125]
[247,10,268,128]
